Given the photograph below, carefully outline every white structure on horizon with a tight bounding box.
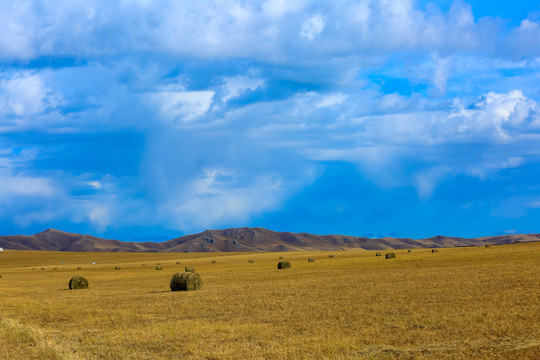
[0,247,3,252]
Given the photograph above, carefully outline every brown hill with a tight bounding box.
[0,229,165,252]
[0,228,538,253]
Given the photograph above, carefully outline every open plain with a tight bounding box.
[0,242,539,359]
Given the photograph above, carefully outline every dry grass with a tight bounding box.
[0,243,539,359]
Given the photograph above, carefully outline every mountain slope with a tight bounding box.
[0,228,538,252]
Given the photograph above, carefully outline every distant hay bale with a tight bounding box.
[77,267,82,270]
[211,260,216,263]
[176,262,181,264]
[170,271,202,291]
[41,267,45,270]
[185,265,194,272]
[277,261,291,269]
[156,266,162,270]
[329,254,334,258]
[431,249,438,253]
[141,264,146,266]
[248,260,254,263]
[376,252,381,256]
[53,267,57,270]
[69,275,88,290]
[407,249,412,253]
[308,258,315,262]
[385,253,396,259]
[115,266,121,270]
[485,245,490,248]
[279,256,284,259]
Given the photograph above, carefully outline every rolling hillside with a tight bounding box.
[1,228,538,252]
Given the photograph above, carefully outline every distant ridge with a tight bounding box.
[0,228,538,253]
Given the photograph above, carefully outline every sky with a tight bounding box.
[1,0,540,241]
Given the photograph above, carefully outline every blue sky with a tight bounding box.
[1,1,540,241]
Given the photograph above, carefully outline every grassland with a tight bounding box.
[0,243,538,359]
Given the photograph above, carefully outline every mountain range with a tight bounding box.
[0,228,538,252]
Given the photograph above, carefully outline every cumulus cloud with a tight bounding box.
[452,90,539,139]
[0,2,36,59]
[0,0,537,62]
[0,72,62,117]
[1,1,540,236]
[300,14,324,40]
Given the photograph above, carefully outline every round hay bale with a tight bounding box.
[329,254,334,258]
[248,260,254,263]
[277,261,291,269]
[485,245,490,248]
[375,252,381,256]
[170,272,202,291]
[385,253,396,259]
[76,267,82,270]
[279,256,284,259]
[308,258,315,262]
[407,249,412,253]
[69,275,88,290]
[176,261,181,265]
[141,264,146,266]
[53,267,57,270]
[156,266,163,270]
[185,265,194,272]
[115,266,121,270]
[431,249,438,253]
[211,260,216,264]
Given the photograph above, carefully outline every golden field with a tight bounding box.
[0,243,538,359]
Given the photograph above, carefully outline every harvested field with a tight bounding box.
[0,243,538,359]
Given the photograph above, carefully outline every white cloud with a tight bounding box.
[88,181,102,189]
[0,2,35,59]
[0,72,62,117]
[262,0,305,18]
[414,165,452,199]
[465,157,524,180]
[87,204,111,232]
[519,19,538,31]
[150,91,214,123]
[0,0,536,63]
[453,90,538,139]
[221,75,265,102]
[0,170,55,197]
[300,14,324,40]
[317,93,347,108]
[253,89,539,196]
[431,55,452,96]
[163,168,291,230]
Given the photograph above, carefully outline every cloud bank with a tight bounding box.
[1,0,539,238]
